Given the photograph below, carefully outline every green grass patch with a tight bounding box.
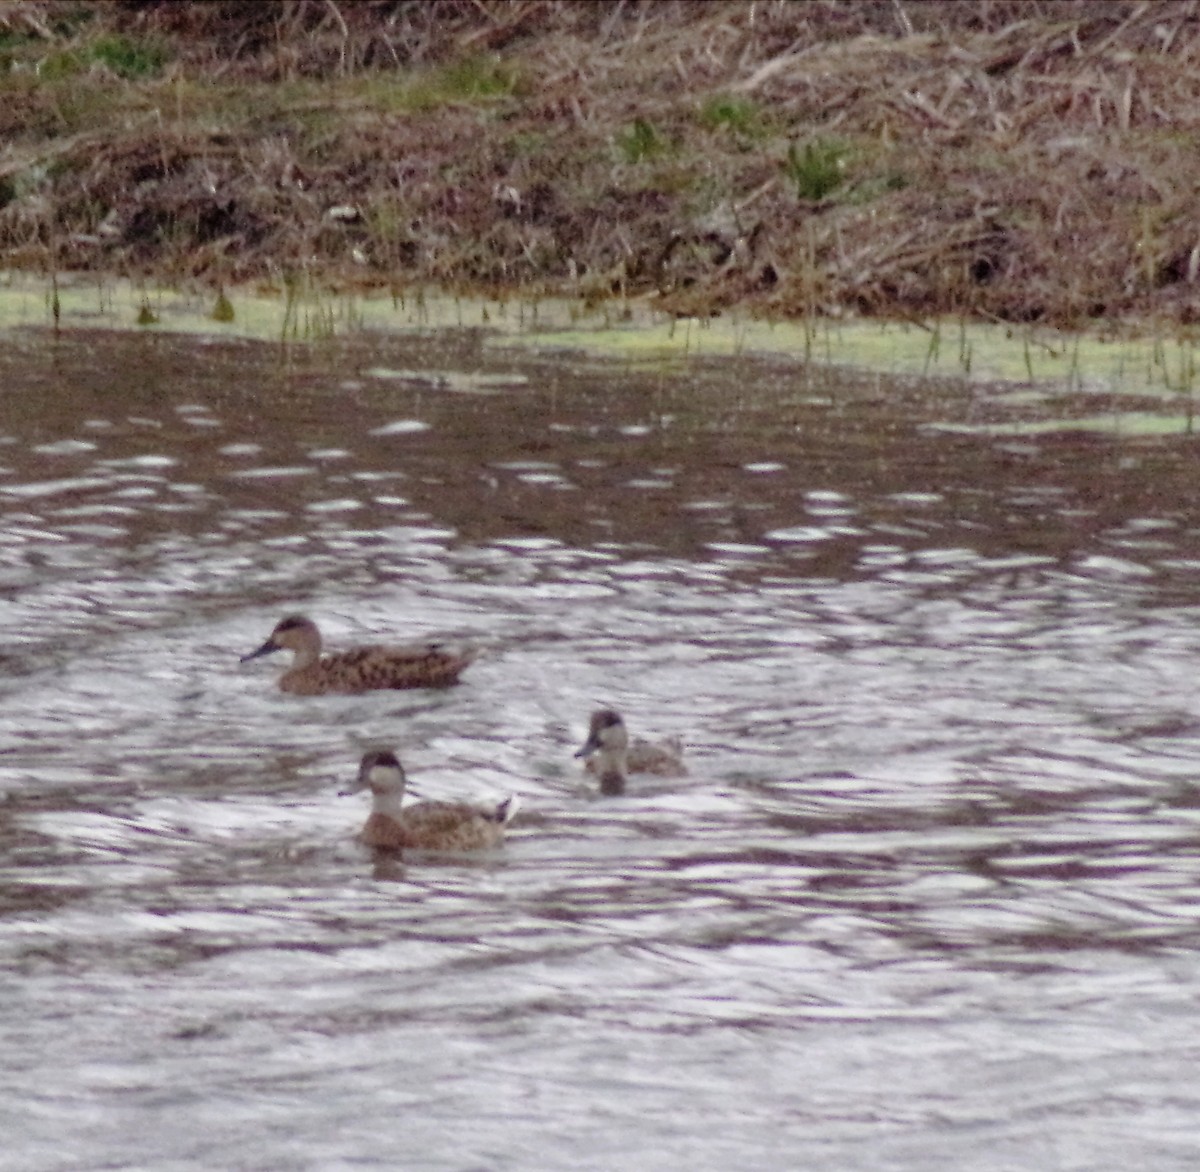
[34,32,167,82]
[783,138,849,201]
[32,47,86,81]
[403,54,521,110]
[89,33,168,80]
[259,56,525,119]
[698,94,765,139]
[438,54,520,100]
[618,118,666,164]
[211,290,235,323]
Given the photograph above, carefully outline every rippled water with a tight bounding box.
[3,325,1200,1169]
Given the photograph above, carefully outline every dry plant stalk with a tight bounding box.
[0,0,1197,325]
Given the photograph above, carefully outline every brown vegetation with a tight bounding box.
[2,0,1200,327]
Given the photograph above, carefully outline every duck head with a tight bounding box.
[575,708,629,795]
[241,614,322,665]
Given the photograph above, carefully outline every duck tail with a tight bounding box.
[493,794,520,824]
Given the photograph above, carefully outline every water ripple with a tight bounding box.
[1,330,1199,1168]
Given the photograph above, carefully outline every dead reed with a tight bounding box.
[1,0,1199,328]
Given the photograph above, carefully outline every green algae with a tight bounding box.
[926,412,1200,438]
[2,273,1198,431]
[496,314,1200,402]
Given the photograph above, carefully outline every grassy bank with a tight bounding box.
[2,0,1199,330]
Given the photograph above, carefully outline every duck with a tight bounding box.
[341,749,517,852]
[240,614,475,695]
[574,708,685,796]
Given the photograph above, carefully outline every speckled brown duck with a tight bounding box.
[575,708,685,796]
[241,614,475,695]
[341,749,517,852]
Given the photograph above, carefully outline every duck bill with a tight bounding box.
[240,638,279,663]
[573,735,599,760]
[344,756,393,796]
[339,765,374,798]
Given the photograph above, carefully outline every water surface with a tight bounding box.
[2,326,1200,1170]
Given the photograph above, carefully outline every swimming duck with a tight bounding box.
[341,749,517,852]
[241,614,475,695]
[575,708,685,795]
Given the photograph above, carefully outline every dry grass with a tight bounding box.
[2,0,1200,327]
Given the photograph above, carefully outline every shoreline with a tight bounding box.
[7,271,1200,413]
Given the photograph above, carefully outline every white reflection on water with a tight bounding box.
[2,331,1200,1169]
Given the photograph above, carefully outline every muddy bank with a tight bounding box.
[2,1,1199,329]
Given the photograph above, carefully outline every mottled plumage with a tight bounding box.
[575,708,684,795]
[241,614,474,695]
[342,749,516,852]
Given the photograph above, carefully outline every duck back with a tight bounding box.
[584,735,686,778]
[362,799,510,851]
[282,644,475,695]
